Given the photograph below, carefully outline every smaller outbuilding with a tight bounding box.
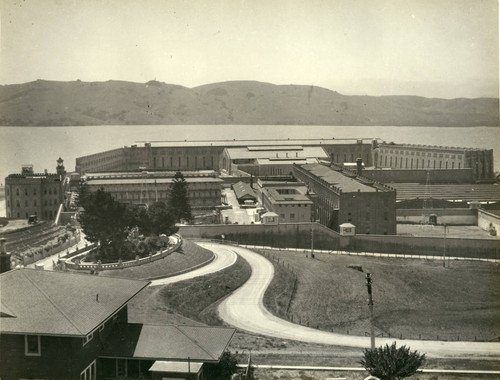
[232,182,258,204]
[261,212,279,225]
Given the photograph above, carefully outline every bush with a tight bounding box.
[360,342,425,380]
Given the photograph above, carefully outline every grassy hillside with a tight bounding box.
[0,79,497,126]
[260,249,500,342]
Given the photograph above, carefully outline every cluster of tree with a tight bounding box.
[76,171,192,261]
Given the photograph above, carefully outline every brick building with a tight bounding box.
[4,158,67,220]
[0,268,235,380]
[293,163,397,234]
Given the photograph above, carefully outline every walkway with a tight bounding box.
[149,241,237,286]
[26,231,87,271]
[199,242,500,358]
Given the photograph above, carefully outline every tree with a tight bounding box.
[77,187,128,258]
[360,342,426,380]
[148,201,178,236]
[204,351,238,380]
[168,171,192,223]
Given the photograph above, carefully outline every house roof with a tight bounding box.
[0,269,149,336]
[101,323,235,362]
[232,182,257,201]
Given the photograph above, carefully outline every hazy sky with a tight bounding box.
[0,0,498,98]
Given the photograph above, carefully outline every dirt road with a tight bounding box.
[200,243,500,358]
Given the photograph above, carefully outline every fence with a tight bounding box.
[254,247,500,342]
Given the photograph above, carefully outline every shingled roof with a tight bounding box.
[101,323,235,362]
[0,268,149,336]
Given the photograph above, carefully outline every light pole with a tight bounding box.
[310,219,320,258]
[443,223,447,268]
[366,272,375,349]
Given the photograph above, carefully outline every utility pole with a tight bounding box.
[366,272,375,349]
[443,224,447,268]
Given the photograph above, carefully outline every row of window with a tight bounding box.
[7,187,59,196]
[9,198,59,208]
[381,149,462,159]
[381,156,462,169]
[152,155,216,169]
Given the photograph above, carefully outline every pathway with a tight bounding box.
[198,242,500,358]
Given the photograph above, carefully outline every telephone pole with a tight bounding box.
[366,272,375,349]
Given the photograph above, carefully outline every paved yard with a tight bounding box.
[397,224,499,239]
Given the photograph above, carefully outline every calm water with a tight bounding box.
[1,125,499,183]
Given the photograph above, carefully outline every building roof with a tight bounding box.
[0,269,149,336]
[300,164,377,193]
[149,361,203,374]
[388,183,500,202]
[262,187,312,204]
[86,177,223,186]
[232,182,257,201]
[255,158,319,166]
[261,212,279,217]
[224,146,328,160]
[378,143,490,152]
[138,138,375,148]
[101,323,235,362]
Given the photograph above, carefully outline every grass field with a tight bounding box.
[125,242,500,373]
[259,249,500,342]
[100,239,213,280]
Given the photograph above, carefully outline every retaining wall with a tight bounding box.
[178,223,500,259]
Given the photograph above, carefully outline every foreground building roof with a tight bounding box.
[0,269,149,336]
[101,323,235,362]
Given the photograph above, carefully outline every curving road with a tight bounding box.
[200,243,500,358]
[149,241,237,286]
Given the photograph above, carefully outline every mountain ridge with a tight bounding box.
[0,79,498,126]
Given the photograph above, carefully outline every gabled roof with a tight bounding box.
[101,323,235,362]
[232,182,257,201]
[0,269,149,336]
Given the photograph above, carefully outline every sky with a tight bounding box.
[0,0,498,98]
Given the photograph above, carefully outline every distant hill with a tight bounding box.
[0,79,498,126]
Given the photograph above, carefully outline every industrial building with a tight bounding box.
[293,162,397,234]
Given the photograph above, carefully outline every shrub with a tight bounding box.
[360,342,426,380]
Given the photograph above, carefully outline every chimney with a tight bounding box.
[356,157,363,176]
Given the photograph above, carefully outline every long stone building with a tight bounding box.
[293,162,397,235]
[84,170,223,212]
[75,139,495,183]
[373,142,494,181]
[75,138,375,174]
